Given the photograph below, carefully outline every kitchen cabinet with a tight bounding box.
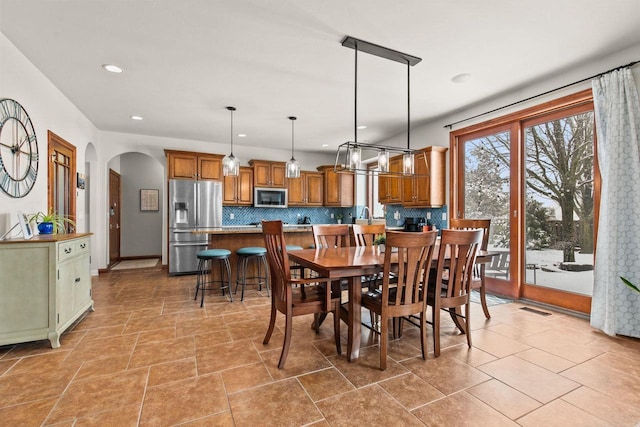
[166,149,223,180]
[223,166,253,206]
[317,165,354,207]
[288,171,324,206]
[0,234,92,348]
[402,146,448,207]
[249,160,286,188]
[378,155,403,204]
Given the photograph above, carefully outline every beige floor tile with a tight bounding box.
[562,386,640,426]
[229,378,323,426]
[561,355,640,407]
[72,403,142,426]
[140,373,228,425]
[467,379,541,419]
[147,357,197,387]
[0,397,57,426]
[520,329,605,363]
[317,384,423,426]
[412,391,517,426]
[514,347,576,372]
[328,346,409,388]
[443,343,498,367]
[297,367,355,401]
[196,340,262,374]
[378,372,445,410]
[65,334,138,364]
[478,355,580,403]
[0,366,78,407]
[180,411,235,426]
[402,354,490,395]
[517,399,609,427]
[129,336,196,368]
[262,343,332,380]
[222,362,273,394]
[47,368,148,424]
[136,326,177,344]
[471,328,531,358]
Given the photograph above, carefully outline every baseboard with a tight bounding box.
[119,255,161,261]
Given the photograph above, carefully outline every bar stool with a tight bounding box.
[195,249,233,307]
[235,246,269,301]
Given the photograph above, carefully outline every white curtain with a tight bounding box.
[591,67,640,338]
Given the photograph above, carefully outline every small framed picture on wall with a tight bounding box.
[140,189,159,211]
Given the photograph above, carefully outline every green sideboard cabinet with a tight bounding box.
[0,233,92,348]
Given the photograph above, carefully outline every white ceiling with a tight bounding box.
[2,0,639,154]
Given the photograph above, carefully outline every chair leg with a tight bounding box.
[263,301,277,345]
[379,313,387,370]
[278,311,293,369]
[479,281,491,319]
[194,258,202,301]
[420,311,427,360]
[465,302,472,349]
[261,255,270,296]
[200,259,208,308]
[333,304,342,355]
[433,305,441,357]
[223,258,233,302]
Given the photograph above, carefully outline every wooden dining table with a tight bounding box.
[288,245,496,362]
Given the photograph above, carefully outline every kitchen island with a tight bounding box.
[193,225,315,285]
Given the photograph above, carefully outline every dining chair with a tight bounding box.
[426,228,483,357]
[352,223,386,247]
[361,230,438,370]
[261,220,342,368]
[312,224,351,249]
[449,218,492,318]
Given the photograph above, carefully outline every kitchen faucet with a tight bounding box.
[360,206,372,225]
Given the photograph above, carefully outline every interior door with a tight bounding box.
[108,169,121,267]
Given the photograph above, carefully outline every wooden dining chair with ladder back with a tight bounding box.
[425,228,482,357]
[262,220,342,368]
[361,230,438,370]
[449,218,492,318]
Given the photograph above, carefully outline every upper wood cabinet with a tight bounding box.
[249,160,286,188]
[317,165,354,207]
[378,155,403,204]
[402,146,448,207]
[288,171,324,206]
[165,150,223,180]
[223,166,253,206]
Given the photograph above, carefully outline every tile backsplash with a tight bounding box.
[222,205,447,229]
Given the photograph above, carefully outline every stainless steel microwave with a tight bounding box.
[254,187,288,208]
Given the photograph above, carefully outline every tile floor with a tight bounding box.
[1,265,639,426]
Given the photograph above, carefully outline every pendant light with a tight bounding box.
[335,36,422,176]
[223,106,240,177]
[285,116,301,178]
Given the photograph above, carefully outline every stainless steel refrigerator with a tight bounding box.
[169,179,222,275]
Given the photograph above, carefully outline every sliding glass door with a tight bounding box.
[451,90,597,313]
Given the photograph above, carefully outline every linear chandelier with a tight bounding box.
[334,36,427,176]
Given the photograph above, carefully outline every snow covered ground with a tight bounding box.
[488,247,594,296]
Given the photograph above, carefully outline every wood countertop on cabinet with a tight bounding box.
[0,232,93,244]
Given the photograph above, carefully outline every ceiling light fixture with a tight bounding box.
[237,133,247,137]
[222,106,240,177]
[102,64,123,73]
[130,115,143,121]
[285,116,301,178]
[451,73,471,83]
[335,36,424,176]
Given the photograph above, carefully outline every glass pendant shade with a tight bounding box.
[223,154,239,177]
[286,158,300,178]
[223,106,239,177]
[348,146,362,170]
[403,152,414,174]
[285,116,300,178]
[377,150,390,172]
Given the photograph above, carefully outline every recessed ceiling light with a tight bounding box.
[130,115,143,121]
[357,125,367,130]
[322,144,329,147]
[451,73,471,84]
[237,133,247,137]
[102,64,123,73]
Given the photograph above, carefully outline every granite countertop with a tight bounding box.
[194,224,402,235]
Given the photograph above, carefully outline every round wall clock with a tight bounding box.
[0,98,39,198]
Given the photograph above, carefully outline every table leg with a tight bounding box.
[347,276,361,362]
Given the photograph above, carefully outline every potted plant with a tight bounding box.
[621,277,640,293]
[373,233,386,252]
[30,208,76,234]
[336,213,344,224]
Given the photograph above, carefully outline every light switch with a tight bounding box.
[230,213,234,219]
[442,212,447,221]
[426,212,431,220]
